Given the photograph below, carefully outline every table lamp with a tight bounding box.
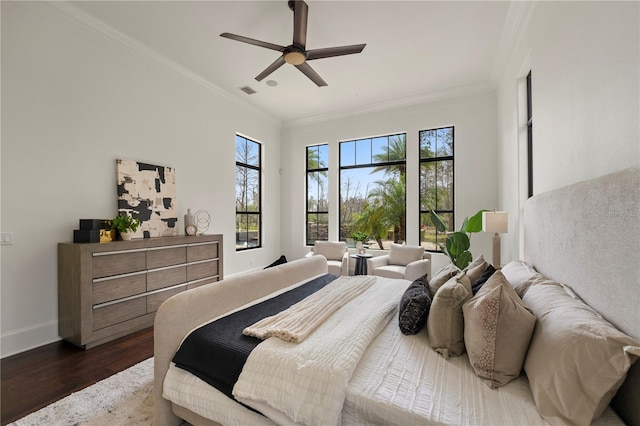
[482,211,508,268]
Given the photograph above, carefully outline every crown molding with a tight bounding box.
[490,1,537,87]
[24,1,281,127]
[283,81,495,129]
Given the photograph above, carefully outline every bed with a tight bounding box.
[154,166,639,426]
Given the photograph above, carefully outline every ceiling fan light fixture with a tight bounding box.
[284,50,306,65]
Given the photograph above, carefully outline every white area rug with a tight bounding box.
[10,357,159,425]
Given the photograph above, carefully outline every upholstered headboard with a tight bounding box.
[523,166,639,425]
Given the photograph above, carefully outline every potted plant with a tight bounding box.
[350,230,370,254]
[111,213,141,241]
[429,209,486,269]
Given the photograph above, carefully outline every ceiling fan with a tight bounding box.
[220,0,366,87]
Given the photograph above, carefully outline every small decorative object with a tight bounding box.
[195,210,211,235]
[116,159,177,238]
[429,209,487,269]
[111,213,141,241]
[351,230,369,254]
[74,219,112,243]
[184,209,197,236]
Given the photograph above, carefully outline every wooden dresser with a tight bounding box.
[58,234,223,349]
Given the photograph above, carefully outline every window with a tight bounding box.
[419,126,454,251]
[235,135,261,250]
[527,71,533,198]
[339,133,406,249]
[306,144,329,245]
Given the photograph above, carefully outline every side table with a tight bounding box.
[350,253,373,275]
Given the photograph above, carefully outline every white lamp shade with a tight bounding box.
[483,211,508,234]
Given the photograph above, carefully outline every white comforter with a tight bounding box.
[232,276,406,426]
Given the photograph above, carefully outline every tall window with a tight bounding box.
[419,126,454,251]
[339,133,406,249]
[306,144,329,245]
[235,135,261,250]
[527,71,533,198]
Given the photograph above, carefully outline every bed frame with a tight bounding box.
[154,166,639,426]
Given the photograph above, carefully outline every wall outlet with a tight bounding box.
[1,232,14,245]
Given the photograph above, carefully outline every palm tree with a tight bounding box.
[372,134,406,177]
[367,175,406,243]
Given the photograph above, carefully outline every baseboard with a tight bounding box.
[1,320,61,358]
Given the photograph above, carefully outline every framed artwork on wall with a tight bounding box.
[116,159,178,238]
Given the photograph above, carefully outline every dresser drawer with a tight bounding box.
[187,259,218,281]
[147,245,187,269]
[147,265,186,292]
[146,286,185,313]
[92,251,146,278]
[93,297,146,331]
[187,276,219,290]
[93,272,146,305]
[187,242,218,262]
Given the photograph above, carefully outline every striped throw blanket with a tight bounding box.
[243,275,376,343]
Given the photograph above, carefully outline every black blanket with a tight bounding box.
[172,273,338,399]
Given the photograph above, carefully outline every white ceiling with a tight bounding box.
[67,1,512,125]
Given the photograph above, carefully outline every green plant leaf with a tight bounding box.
[459,217,468,232]
[447,232,470,257]
[429,210,447,233]
[465,210,488,233]
[455,251,473,269]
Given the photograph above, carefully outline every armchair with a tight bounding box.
[366,243,431,281]
[305,240,349,276]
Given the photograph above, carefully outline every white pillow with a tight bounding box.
[523,280,640,425]
[500,260,540,297]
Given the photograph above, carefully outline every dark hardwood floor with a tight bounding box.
[1,327,154,425]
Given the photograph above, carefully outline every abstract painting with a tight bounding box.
[116,159,177,238]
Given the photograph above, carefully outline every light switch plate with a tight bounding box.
[1,232,14,245]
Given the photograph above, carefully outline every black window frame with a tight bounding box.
[235,134,262,251]
[527,70,533,198]
[338,133,407,247]
[419,126,455,252]
[306,144,329,245]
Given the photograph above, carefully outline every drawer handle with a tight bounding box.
[93,248,147,256]
[93,270,146,283]
[188,241,219,247]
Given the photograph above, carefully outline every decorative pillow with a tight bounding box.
[463,271,535,388]
[427,272,472,358]
[523,281,640,426]
[465,259,488,285]
[313,241,346,261]
[398,274,432,335]
[388,243,424,266]
[428,263,460,296]
[500,260,540,297]
[264,255,287,269]
[465,254,485,272]
[471,264,496,295]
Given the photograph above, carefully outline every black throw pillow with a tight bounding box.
[471,264,497,295]
[398,274,432,335]
[264,255,287,269]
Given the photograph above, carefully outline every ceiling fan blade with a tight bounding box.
[220,33,285,52]
[306,44,366,60]
[292,0,308,48]
[295,62,327,87]
[255,56,286,82]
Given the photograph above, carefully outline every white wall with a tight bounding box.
[496,1,640,263]
[0,2,283,357]
[281,92,499,262]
